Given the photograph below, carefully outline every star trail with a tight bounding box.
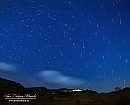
[0,0,130,92]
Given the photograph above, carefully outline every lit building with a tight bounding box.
[72,89,82,92]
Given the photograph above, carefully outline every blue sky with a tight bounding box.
[0,0,130,92]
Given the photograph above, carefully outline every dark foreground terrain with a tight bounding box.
[0,77,130,105]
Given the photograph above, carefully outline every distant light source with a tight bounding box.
[72,89,82,92]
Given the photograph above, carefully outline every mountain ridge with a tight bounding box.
[0,77,130,105]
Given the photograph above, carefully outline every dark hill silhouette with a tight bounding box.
[0,77,24,89]
[0,77,130,105]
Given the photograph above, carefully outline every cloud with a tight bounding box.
[0,62,17,71]
[38,70,85,88]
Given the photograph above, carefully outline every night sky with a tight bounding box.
[0,0,130,93]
